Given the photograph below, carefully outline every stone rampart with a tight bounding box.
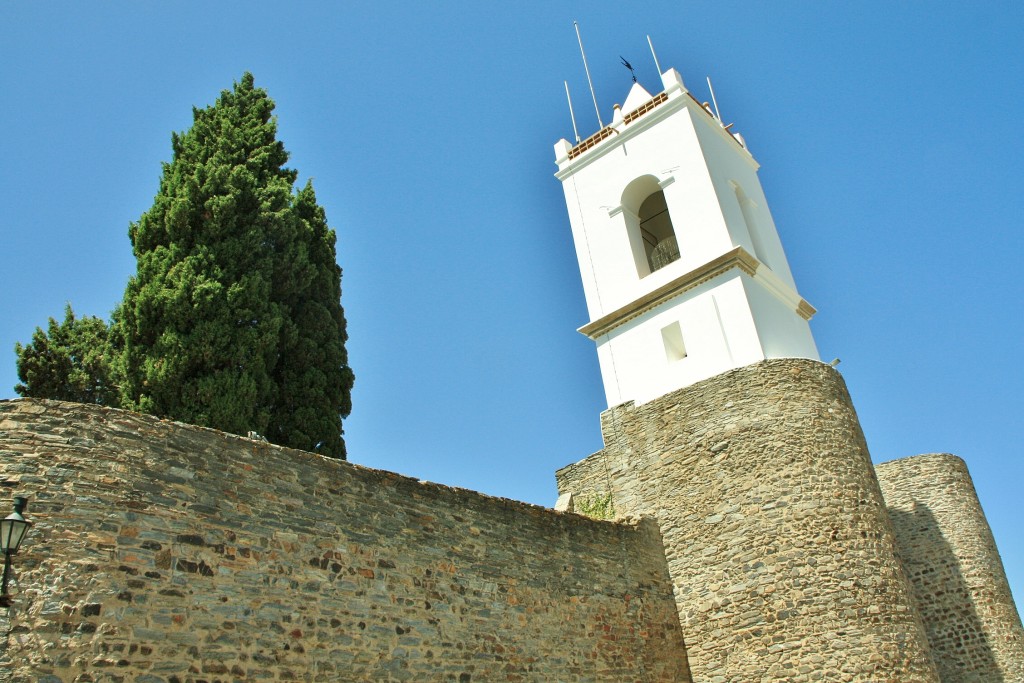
[0,399,691,683]
[877,453,1024,682]
[557,358,940,682]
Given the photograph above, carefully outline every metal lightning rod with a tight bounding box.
[647,35,662,75]
[707,76,723,123]
[574,21,604,129]
[564,81,581,143]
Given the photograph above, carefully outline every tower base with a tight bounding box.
[557,359,941,682]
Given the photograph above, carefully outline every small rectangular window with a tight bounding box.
[662,322,687,362]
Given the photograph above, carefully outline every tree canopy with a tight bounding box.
[15,73,354,458]
[15,305,116,406]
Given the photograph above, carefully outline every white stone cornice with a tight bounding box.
[577,247,814,339]
[578,247,759,339]
[751,263,816,320]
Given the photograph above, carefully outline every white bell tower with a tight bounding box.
[555,68,819,407]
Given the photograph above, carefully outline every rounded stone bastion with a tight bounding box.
[876,453,1024,682]
[556,358,941,683]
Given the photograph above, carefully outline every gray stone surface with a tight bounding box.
[0,398,691,683]
[557,358,941,682]
[3,359,1021,682]
[877,453,1024,682]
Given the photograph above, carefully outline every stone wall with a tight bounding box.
[557,358,941,682]
[877,453,1024,682]
[0,399,691,683]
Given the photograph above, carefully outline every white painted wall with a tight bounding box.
[594,273,769,406]
[558,105,737,319]
[687,106,800,291]
[745,276,819,360]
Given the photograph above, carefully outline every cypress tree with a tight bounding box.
[266,182,354,457]
[111,73,353,454]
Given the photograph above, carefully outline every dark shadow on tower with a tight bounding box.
[888,503,1003,682]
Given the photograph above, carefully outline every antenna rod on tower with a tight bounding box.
[564,81,581,143]
[574,21,604,129]
[647,35,662,75]
[707,76,723,123]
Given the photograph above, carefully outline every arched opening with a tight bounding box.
[621,175,680,277]
[639,191,679,272]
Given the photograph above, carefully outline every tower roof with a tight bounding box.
[621,82,654,115]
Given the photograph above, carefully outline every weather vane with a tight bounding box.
[620,56,637,83]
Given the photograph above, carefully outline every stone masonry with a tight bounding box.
[877,453,1024,682]
[557,358,941,682]
[1,361,1021,682]
[0,398,691,683]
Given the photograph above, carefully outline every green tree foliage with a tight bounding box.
[115,73,288,435]
[13,74,353,456]
[15,305,116,405]
[111,73,353,456]
[266,182,354,457]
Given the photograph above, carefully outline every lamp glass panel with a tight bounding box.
[0,518,29,553]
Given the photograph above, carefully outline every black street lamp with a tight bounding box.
[1,496,32,606]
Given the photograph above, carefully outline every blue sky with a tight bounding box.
[2,3,1022,605]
